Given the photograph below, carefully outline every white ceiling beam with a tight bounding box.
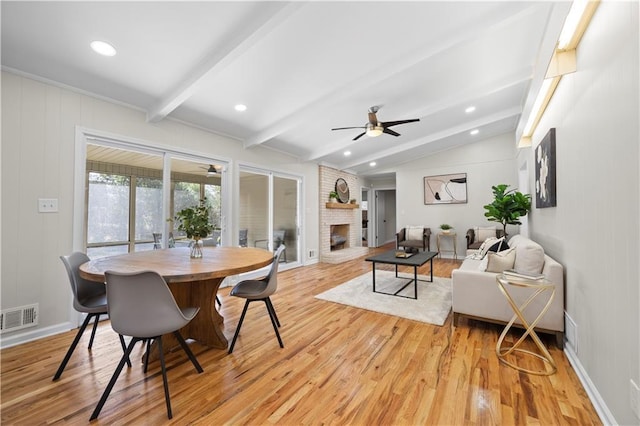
[243,3,544,149]
[339,106,522,170]
[305,67,531,162]
[146,2,304,123]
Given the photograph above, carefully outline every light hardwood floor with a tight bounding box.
[1,245,601,425]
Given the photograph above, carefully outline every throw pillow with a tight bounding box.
[474,226,497,243]
[514,241,545,274]
[487,237,509,253]
[405,226,423,241]
[486,248,516,273]
[477,237,498,259]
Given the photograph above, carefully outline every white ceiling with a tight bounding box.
[1,1,570,176]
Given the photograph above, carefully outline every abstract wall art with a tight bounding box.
[535,128,556,208]
[424,173,467,205]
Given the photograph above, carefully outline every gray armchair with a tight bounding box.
[466,227,505,250]
[396,227,431,252]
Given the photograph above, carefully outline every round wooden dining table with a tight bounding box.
[80,246,274,353]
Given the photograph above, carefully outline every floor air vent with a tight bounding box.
[1,304,38,333]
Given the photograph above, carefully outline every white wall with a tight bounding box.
[0,71,319,345]
[519,1,639,424]
[395,133,518,257]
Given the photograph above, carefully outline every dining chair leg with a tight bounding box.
[265,297,280,327]
[88,313,100,349]
[144,339,152,373]
[90,338,140,421]
[53,312,99,381]
[118,334,132,368]
[228,300,250,354]
[173,331,203,373]
[263,299,284,348]
[157,337,173,420]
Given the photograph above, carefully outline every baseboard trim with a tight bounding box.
[0,322,75,349]
[564,344,617,425]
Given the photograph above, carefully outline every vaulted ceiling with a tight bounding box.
[1,1,570,176]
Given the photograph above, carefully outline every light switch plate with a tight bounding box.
[38,198,58,213]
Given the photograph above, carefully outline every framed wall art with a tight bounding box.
[424,173,467,205]
[535,128,556,208]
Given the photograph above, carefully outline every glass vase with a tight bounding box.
[190,238,203,259]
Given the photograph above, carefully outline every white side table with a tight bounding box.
[495,273,557,375]
[436,232,457,259]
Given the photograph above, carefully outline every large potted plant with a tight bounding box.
[173,199,213,258]
[483,184,531,236]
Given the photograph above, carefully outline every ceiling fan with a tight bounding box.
[331,106,420,141]
[198,164,220,176]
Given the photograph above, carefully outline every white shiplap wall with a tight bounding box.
[0,71,319,346]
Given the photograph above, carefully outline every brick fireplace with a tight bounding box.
[319,165,369,263]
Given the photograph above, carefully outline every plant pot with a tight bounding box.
[329,197,338,203]
[442,229,451,234]
[190,238,203,258]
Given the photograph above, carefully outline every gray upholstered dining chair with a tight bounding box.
[53,252,129,381]
[90,270,203,421]
[228,245,286,354]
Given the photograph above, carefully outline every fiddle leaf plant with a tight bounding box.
[483,184,531,236]
[173,199,213,240]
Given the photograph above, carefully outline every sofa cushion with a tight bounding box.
[507,234,526,248]
[405,226,423,241]
[513,239,545,274]
[474,226,497,243]
[486,248,516,273]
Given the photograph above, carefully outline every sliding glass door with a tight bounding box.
[86,145,164,258]
[239,167,300,265]
[85,141,227,257]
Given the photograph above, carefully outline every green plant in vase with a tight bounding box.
[440,223,453,234]
[483,184,531,236]
[174,199,213,258]
[329,191,339,203]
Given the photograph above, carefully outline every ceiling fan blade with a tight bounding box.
[353,132,367,141]
[381,118,420,128]
[332,126,365,131]
[383,128,401,137]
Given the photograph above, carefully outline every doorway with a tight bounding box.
[374,189,396,247]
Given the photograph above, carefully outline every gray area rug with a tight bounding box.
[315,271,452,326]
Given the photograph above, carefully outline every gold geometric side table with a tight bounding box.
[436,232,457,259]
[495,273,557,375]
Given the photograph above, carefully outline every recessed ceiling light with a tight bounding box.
[369,161,376,167]
[465,106,476,113]
[470,129,479,135]
[234,104,247,112]
[90,40,116,57]
[344,151,351,156]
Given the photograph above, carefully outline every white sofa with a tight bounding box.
[452,234,564,348]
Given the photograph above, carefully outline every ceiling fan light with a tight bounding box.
[366,123,383,137]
